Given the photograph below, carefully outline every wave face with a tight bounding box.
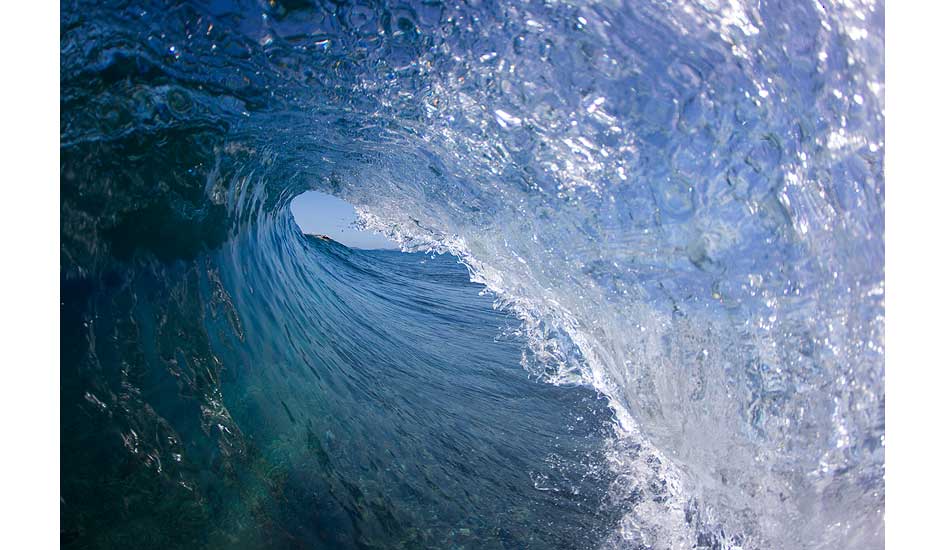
[61,0,884,548]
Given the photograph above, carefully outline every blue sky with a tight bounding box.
[290,191,399,249]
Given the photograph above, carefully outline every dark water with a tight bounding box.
[62,212,621,548]
[61,0,884,548]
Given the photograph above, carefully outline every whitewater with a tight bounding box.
[60,0,884,548]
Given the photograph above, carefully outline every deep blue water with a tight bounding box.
[61,1,884,548]
[206,218,622,547]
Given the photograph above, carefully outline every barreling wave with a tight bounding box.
[61,0,884,548]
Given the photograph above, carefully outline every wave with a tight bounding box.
[61,0,884,548]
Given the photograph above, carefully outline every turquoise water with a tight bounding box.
[61,0,884,548]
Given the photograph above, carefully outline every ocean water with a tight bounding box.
[60,1,884,549]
